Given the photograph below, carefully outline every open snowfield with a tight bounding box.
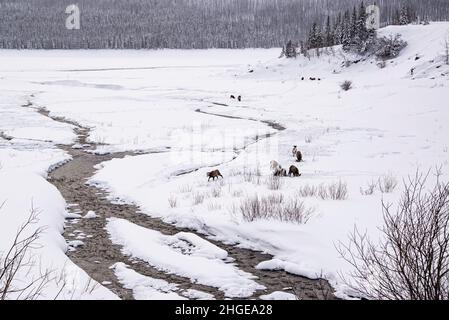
[1,22,449,299]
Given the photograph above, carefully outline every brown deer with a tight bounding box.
[207,170,223,181]
[288,165,301,177]
[274,167,287,177]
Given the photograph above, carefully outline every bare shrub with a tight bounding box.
[305,135,313,144]
[168,195,178,208]
[178,184,193,193]
[211,186,222,198]
[360,180,377,196]
[229,168,242,177]
[266,176,283,190]
[318,185,329,200]
[0,207,54,300]
[281,198,314,224]
[337,171,449,300]
[231,189,244,198]
[297,184,318,198]
[378,174,398,193]
[239,194,313,224]
[327,180,349,200]
[340,80,353,91]
[207,201,222,211]
[192,193,206,206]
[243,167,261,185]
[298,182,348,200]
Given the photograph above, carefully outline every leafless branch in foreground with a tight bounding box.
[0,205,54,300]
[337,170,449,300]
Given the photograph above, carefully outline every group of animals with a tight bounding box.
[301,76,321,81]
[270,145,303,178]
[230,95,242,102]
[206,145,303,182]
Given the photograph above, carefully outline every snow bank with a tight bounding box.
[0,171,116,299]
[107,218,265,298]
[0,90,114,299]
[260,291,297,300]
[113,263,185,300]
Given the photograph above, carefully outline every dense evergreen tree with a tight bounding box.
[0,0,448,49]
[307,22,323,50]
[324,16,334,47]
[333,13,344,45]
[282,40,298,58]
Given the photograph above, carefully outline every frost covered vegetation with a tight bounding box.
[339,171,449,300]
[1,0,449,49]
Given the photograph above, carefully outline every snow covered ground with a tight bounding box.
[0,94,116,299]
[1,22,449,299]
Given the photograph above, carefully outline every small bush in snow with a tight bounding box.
[207,201,222,211]
[178,184,193,193]
[378,174,398,193]
[231,188,244,197]
[298,182,348,200]
[318,185,329,200]
[168,195,178,208]
[376,60,387,69]
[282,198,314,224]
[360,180,377,196]
[297,184,318,198]
[239,194,313,224]
[266,176,283,190]
[374,34,407,60]
[305,135,313,144]
[243,167,261,185]
[340,80,353,91]
[211,186,222,198]
[326,180,348,200]
[192,193,205,206]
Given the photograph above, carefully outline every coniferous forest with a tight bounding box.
[0,0,448,49]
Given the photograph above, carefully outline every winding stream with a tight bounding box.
[34,102,335,300]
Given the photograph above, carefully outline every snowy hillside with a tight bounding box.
[1,22,449,299]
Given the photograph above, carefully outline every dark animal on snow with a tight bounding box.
[230,95,236,99]
[274,168,287,177]
[296,150,303,162]
[292,145,298,157]
[288,165,301,177]
[238,95,242,102]
[301,77,305,80]
[207,170,223,181]
[309,77,316,81]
